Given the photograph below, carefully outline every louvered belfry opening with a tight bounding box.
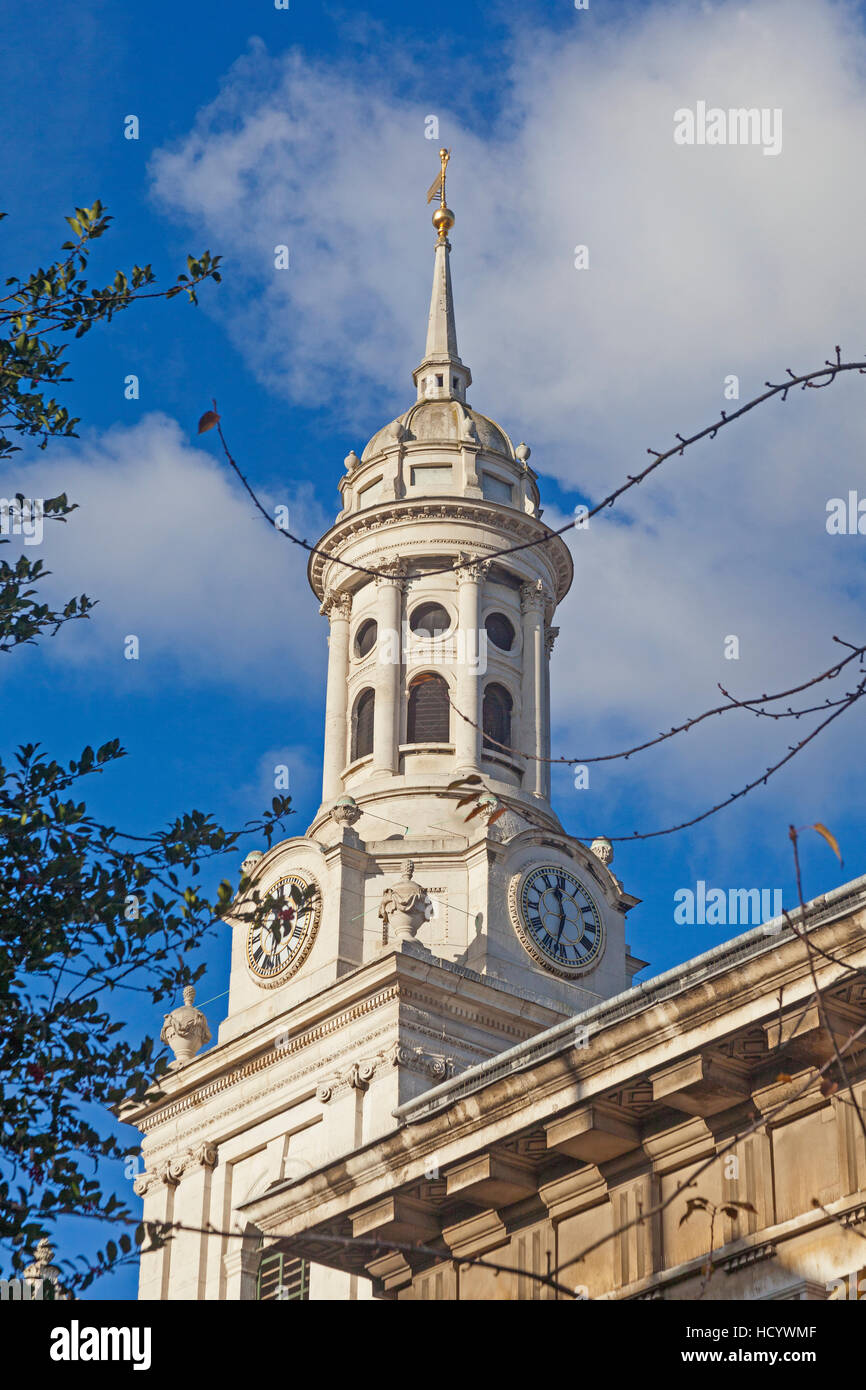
[352,687,375,760]
[257,1250,309,1301]
[482,682,512,752]
[407,674,450,743]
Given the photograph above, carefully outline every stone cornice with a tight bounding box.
[307,499,573,603]
[396,880,866,1124]
[126,985,401,1134]
[121,942,563,1138]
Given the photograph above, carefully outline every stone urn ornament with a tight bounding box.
[330,795,362,828]
[379,860,430,942]
[161,986,212,1069]
[24,1238,67,1299]
[590,837,614,867]
[240,849,264,880]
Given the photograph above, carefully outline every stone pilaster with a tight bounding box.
[133,1162,179,1301]
[222,1242,260,1302]
[163,1143,218,1301]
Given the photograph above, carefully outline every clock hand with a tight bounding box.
[553,888,566,941]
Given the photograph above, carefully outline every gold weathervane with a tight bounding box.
[426,147,454,240]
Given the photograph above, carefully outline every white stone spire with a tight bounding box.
[424,238,459,361]
[412,153,471,404]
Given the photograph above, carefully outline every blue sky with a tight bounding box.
[3,0,865,1297]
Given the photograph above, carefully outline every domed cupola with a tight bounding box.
[308,150,573,837]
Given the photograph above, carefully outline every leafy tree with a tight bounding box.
[0,201,221,654]
[0,206,290,1291]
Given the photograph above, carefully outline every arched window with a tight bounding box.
[409,602,451,638]
[351,688,375,760]
[484,612,516,652]
[407,674,450,743]
[355,619,377,658]
[483,683,512,752]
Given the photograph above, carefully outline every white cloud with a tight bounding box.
[8,414,328,694]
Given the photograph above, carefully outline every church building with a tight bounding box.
[126,155,866,1302]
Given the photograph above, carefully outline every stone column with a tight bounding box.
[454,557,485,775]
[543,625,559,801]
[520,581,547,798]
[320,590,352,799]
[373,561,404,775]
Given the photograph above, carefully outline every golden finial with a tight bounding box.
[426,147,454,240]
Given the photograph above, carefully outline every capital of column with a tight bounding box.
[319,589,352,620]
[455,552,491,586]
[520,579,547,615]
[133,1160,179,1198]
[374,557,407,590]
[164,1142,218,1186]
[545,624,560,654]
[133,1143,215,1196]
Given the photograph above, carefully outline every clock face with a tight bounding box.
[246,873,321,986]
[511,866,605,977]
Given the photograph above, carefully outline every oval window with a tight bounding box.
[355,619,377,658]
[484,612,515,651]
[409,602,451,638]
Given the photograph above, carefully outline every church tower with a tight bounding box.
[127,155,642,1301]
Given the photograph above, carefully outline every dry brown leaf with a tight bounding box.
[197,409,220,434]
[811,822,843,865]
